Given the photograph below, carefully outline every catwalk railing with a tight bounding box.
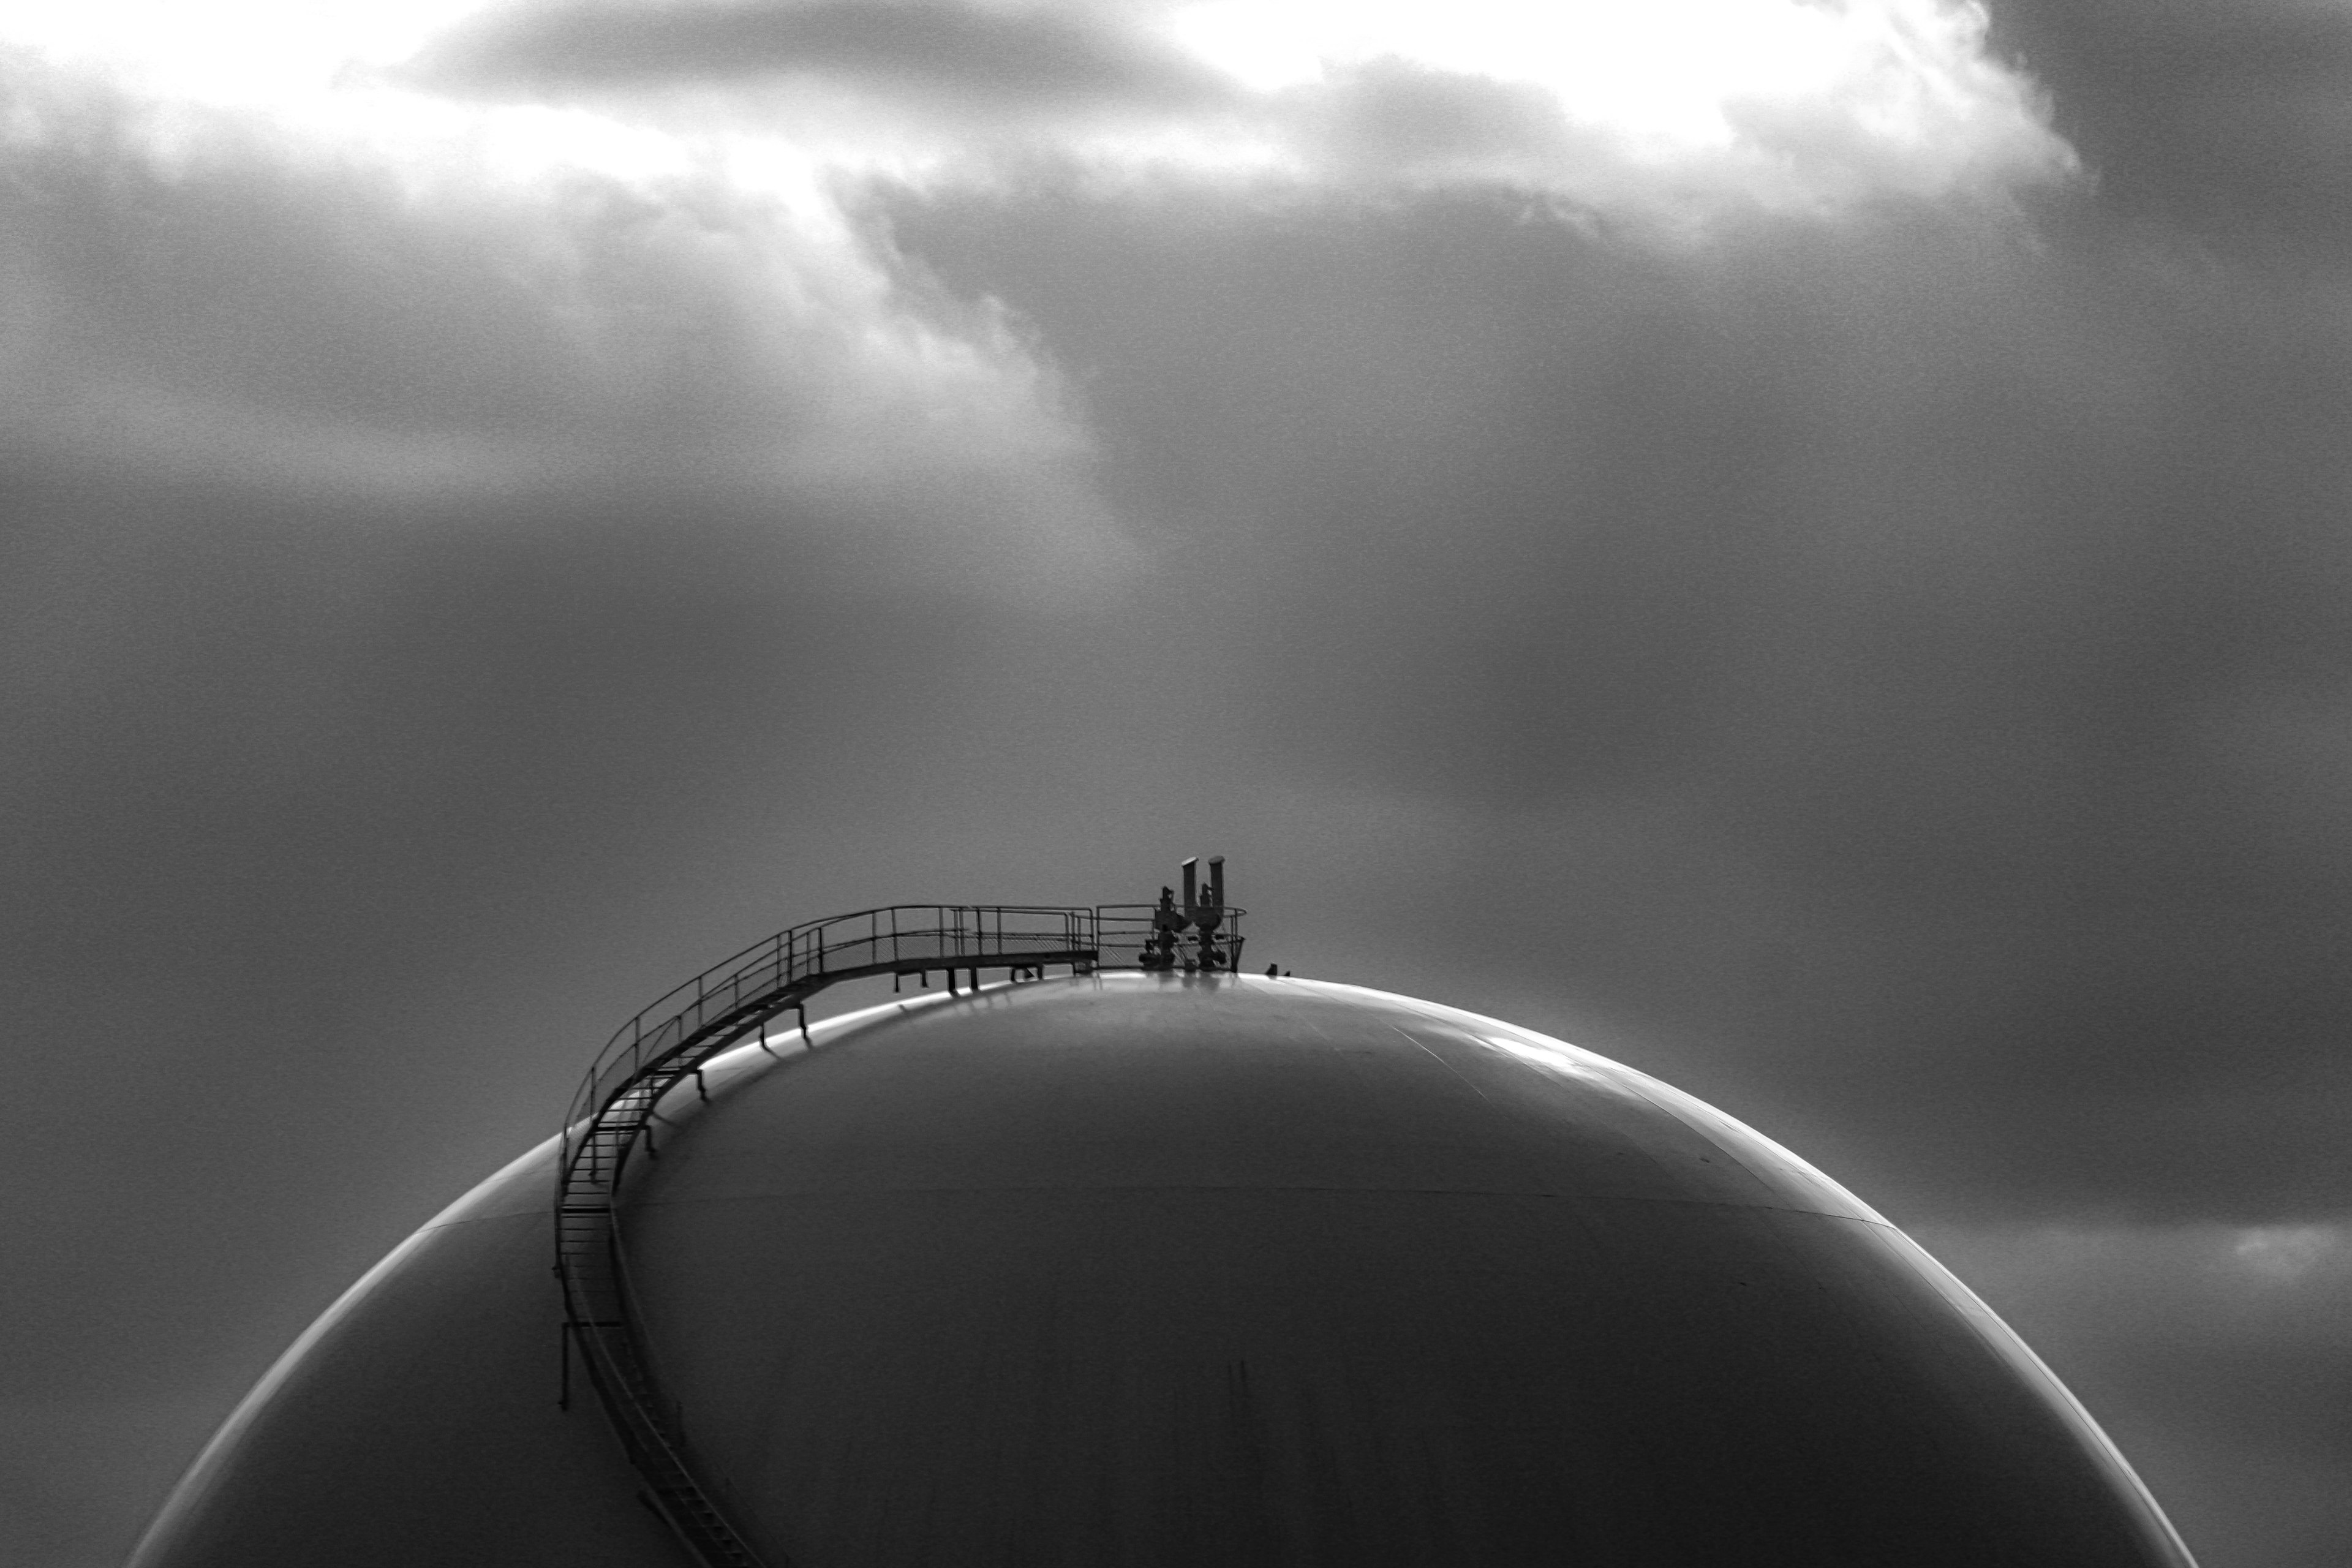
[554,902,1242,1568]
[564,906,1102,1158]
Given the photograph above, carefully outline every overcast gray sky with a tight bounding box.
[5,2,2350,1563]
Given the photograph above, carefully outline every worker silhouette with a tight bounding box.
[1192,892,1224,971]
[1146,886,1188,970]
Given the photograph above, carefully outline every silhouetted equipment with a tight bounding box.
[130,856,2198,1568]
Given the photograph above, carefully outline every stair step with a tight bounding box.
[557,984,803,1566]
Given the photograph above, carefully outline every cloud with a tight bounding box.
[0,51,1128,597]
[1991,0,2352,251]
[1272,0,2074,217]
[398,0,2076,228]
[417,0,1236,111]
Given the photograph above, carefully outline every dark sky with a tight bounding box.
[6,2,2350,1563]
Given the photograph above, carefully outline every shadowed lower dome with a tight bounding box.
[132,973,2195,1567]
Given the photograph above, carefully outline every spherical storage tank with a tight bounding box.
[134,899,2197,1567]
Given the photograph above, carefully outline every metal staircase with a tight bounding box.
[554,907,1110,1567]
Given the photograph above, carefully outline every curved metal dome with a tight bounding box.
[132,972,2195,1568]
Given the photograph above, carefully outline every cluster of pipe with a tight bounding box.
[1142,856,1231,972]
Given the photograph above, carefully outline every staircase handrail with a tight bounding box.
[554,903,1107,1568]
